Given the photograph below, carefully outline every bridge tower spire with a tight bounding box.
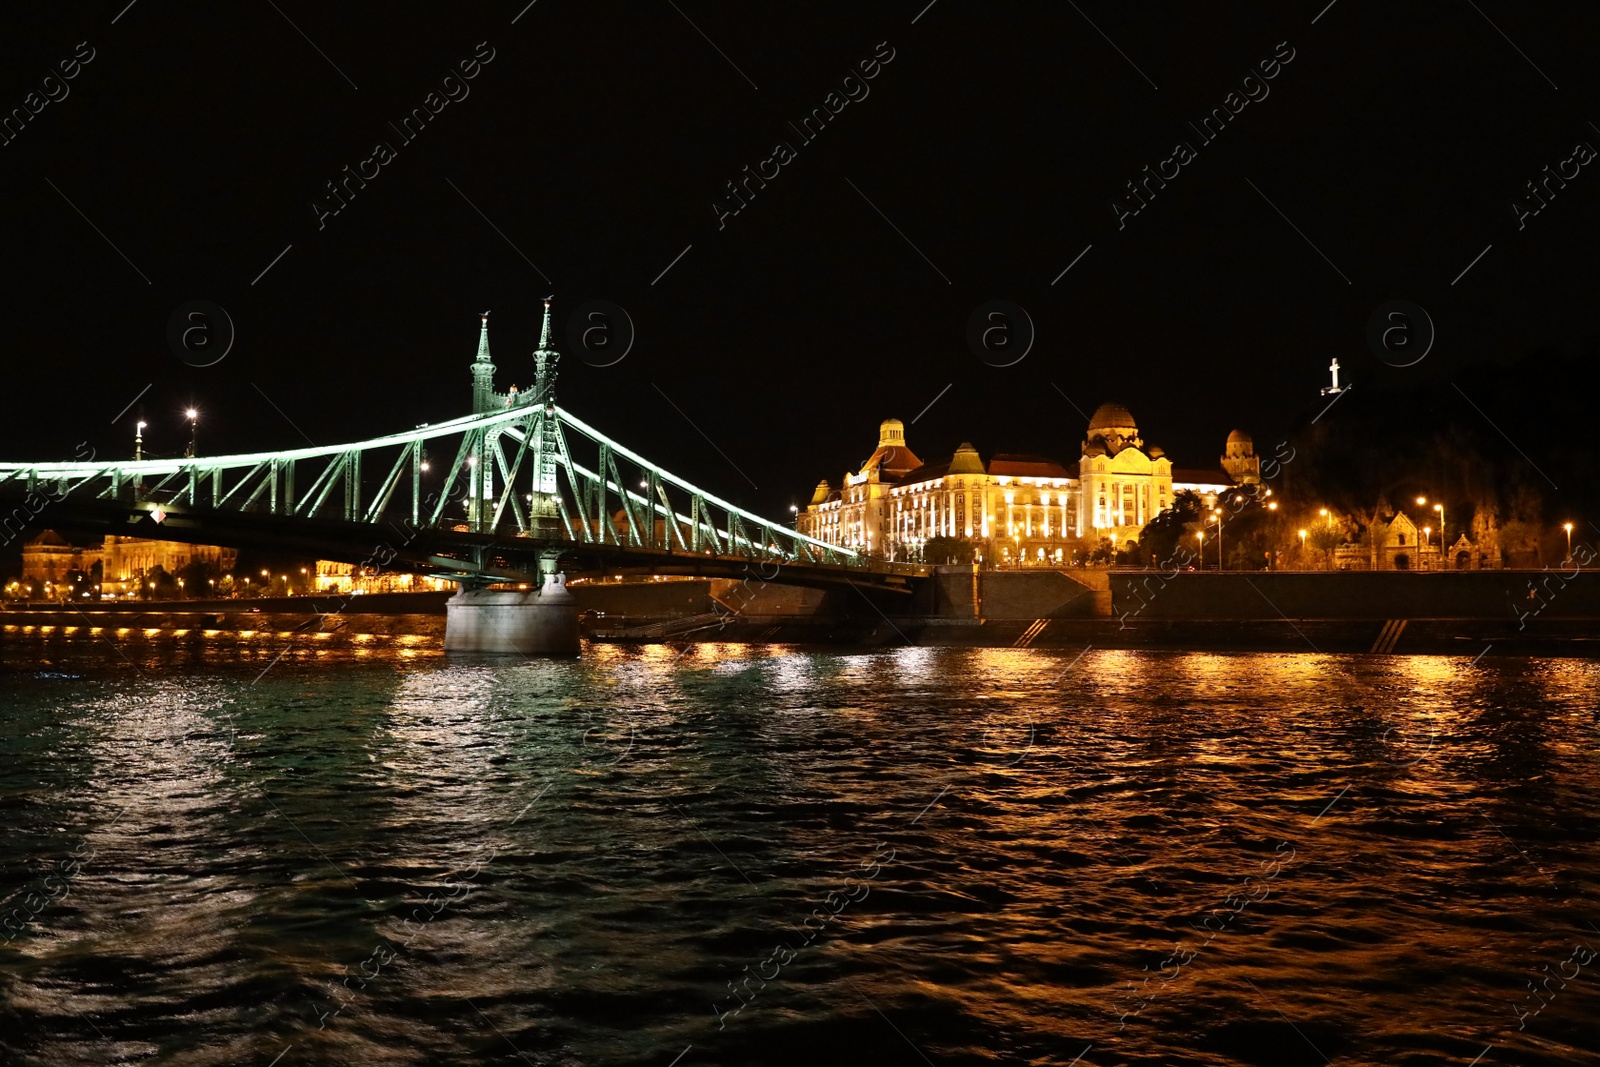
[532,296,558,405]
[472,311,497,414]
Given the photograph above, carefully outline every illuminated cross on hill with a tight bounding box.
[1321,357,1347,396]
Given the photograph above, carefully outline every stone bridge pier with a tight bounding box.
[443,558,580,656]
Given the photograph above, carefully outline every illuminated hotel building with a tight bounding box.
[798,404,1257,563]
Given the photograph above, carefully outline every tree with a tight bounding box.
[922,536,975,565]
[1227,541,1263,570]
[177,558,222,599]
[64,568,97,601]
[1138,490,1204,565]
[143,564,180,600]
[1310,525,1343,554]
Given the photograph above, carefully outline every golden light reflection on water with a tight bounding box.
[17,680,244,973]
[4,644,1600,1065]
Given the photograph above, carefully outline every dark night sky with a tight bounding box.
[3,1,1598,522]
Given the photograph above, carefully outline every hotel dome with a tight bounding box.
[1088,402,1137,435]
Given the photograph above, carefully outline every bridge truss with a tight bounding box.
[0,402,906,586]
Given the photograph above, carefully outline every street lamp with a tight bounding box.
[134,420,147,465]
[1213,508,1224,571]
[1196,529,1204,568]
[185,408,199,457]
[1565,522,1574,563]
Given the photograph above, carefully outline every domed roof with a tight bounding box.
[1088,402,1136,432]
[1227,429,1252,445]
[948,442,985,475]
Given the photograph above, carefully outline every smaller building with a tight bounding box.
[18,531,100,596]
[1334,510,1447,571]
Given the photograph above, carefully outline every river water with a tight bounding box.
[1,640,1597,1066]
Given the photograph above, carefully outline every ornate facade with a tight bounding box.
[99,536,236,596]
[17,531,237,597]
[314,560,453,595]
[799,404,1256,564]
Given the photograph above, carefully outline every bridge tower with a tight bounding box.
[468,311,500,528]
[529,297,561,529]
[471,311,497,414]
[445,298,579,656]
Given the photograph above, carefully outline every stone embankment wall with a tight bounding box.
[1108,570,1600,620]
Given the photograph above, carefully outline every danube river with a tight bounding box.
[2,641,1597,1066]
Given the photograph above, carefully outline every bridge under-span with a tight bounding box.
[0,302,927,653]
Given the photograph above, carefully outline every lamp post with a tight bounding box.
[1213,508,1224,571]
[1196,529,1204,569]
[185,408,199,458]
[1266,501,1279,569]
[1565,522,1574,564]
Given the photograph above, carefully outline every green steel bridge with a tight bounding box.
[0,303,926,596]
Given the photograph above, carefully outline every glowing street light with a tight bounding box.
[185,407,199,458]
[1565,522,1575,562]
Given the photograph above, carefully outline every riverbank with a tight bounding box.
[3,570,1595,657]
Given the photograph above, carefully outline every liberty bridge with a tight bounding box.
[0,300,927,654]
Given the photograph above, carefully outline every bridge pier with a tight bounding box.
[443,572,580,657]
